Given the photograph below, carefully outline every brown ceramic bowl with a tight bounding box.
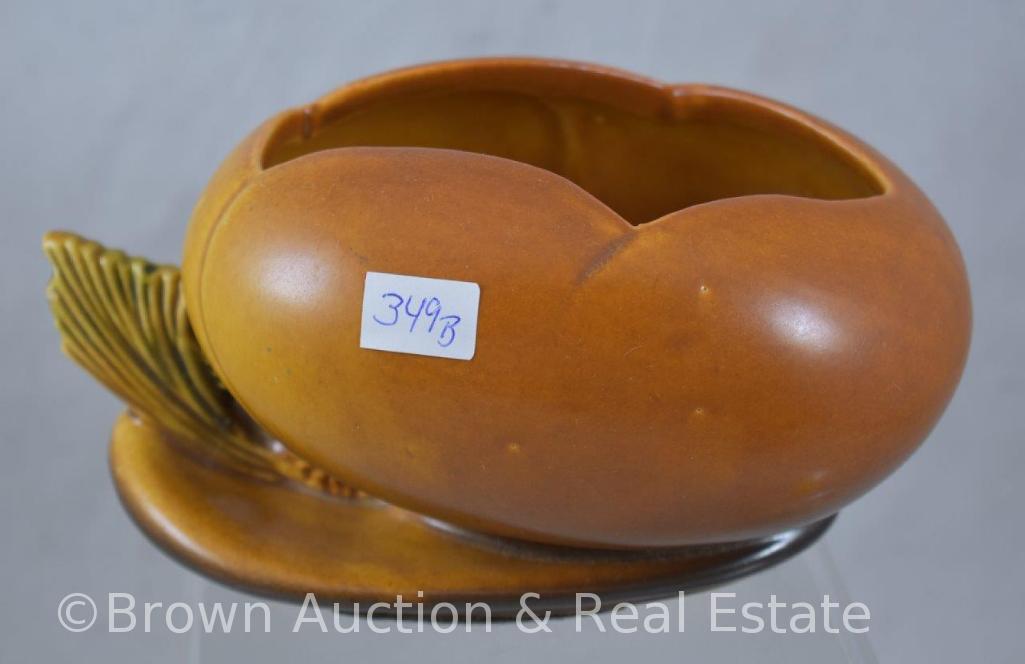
[48,58,970,562]
[175,58,970,549]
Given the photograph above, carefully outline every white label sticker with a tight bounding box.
[360,271,480,360]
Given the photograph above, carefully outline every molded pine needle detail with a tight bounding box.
[43,231,355,495]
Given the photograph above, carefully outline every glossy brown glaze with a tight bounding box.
[183,58,970,548]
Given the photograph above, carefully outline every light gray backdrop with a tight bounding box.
[2,1,1022,662]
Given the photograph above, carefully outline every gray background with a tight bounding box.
[1,0,1022,661]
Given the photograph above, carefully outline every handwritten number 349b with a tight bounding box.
[372,293,461,348]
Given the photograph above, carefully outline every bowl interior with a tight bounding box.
[262,69,885,226]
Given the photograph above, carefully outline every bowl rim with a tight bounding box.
[255,56,898,197]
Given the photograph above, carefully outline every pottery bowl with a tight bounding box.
[176,59,971,549]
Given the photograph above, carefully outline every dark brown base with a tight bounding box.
[110,411,834,617]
